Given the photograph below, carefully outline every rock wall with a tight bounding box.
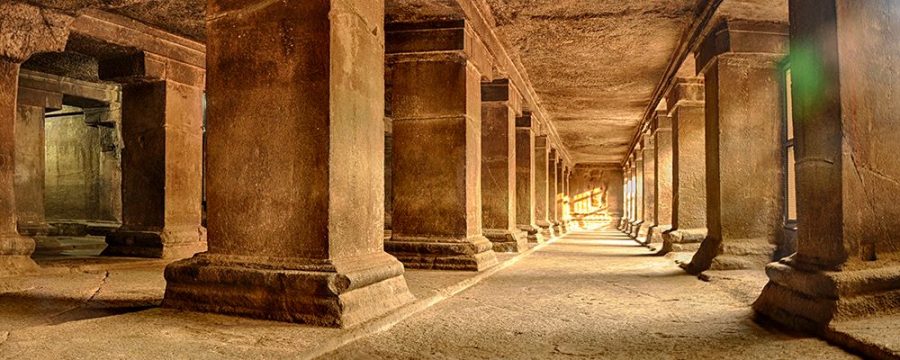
[570,165,623,230]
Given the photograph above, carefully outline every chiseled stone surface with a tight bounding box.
[639,130,656,242]
[515,113,544,243]
[662,77,707,254]
[684,20,787,273]
[13,104,50,236]
[163,0,413,328]
[649,112,673,245]
[384,21,498,271]
[754,0,900,344]
[570,165,623,230]
[534,136,555,239]
[104,80,207,259]
[481,80,527,253]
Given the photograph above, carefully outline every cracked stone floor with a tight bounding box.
[0,230,859,359]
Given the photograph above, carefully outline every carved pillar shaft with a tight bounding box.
[685,20,788,272]
[481,79,527,252]
[163,0,413,327]
[384,20,498,271]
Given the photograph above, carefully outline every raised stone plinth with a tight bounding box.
[754,259,900,332]
[104,227,207,259]
[165,252,413,327]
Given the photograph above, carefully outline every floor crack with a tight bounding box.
[48,271,110,321]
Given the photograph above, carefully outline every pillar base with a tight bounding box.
[617,218,629,231]
[753,257,900,333]
[628,220,644,239]
[551,222,563,236]
[537,222,556,239]
[518,224,546,244]
[648,225,671,245]
[0,234,38,276]
[104,227,208,259]
[17,222,50,236]
[681,237,775,274]
[484,229,528,253]
[621,220,633,233]
[660,228,706,254]
[163,252,414,328]
[385,235,498,271]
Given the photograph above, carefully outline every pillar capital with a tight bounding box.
[695,19,789,75]
[481,79,522,115]
[666,77,705,113]
[386,20,493,81]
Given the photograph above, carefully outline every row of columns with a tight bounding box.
[620,0,900,333]
[619,19,789,273]
[1,1,579,327]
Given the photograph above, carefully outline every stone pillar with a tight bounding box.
[682,20,788,273]
[104,79,207,259]
[549,150,562,235]
[384,117,393,239]
[384,20,498,271]
[629,150,644,238]
[638,132,656,241]
[515,112,545,243]
[649,112,673,245]
[606,168,624,229]
[163,0,414,327]
[481,79,527,252]
[662,77,707,254]
[0,2,71,276]
[619,163,631,230]
[534,136,555,239]
[631,143,646,239]
[563,167,572,231]
[0,61,38,275]
[755,0,900,332]
[14,88,62,236]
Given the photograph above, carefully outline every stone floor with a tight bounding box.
[0,231,869,359]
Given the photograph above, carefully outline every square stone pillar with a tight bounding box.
[515,112,545,243]
[637,132,656,241]
[163,0,413,327]
[384,117,393,236]
[481,79,527,252]
[14,88,62,236]
[0,61,38,275]
[619,163,631,230]
[755,0,900,332]
[683,20,788,273]
[549,150,562,235]
[662,77,707,254]
[534,135,555,239]
[649,112,673,245]
[103,79,207,259]
[629,149,644,238]
[562,167,572,231]
[0,3,71,276]
[384,20,498,271]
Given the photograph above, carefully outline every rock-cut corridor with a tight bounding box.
[0,230,857,359]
